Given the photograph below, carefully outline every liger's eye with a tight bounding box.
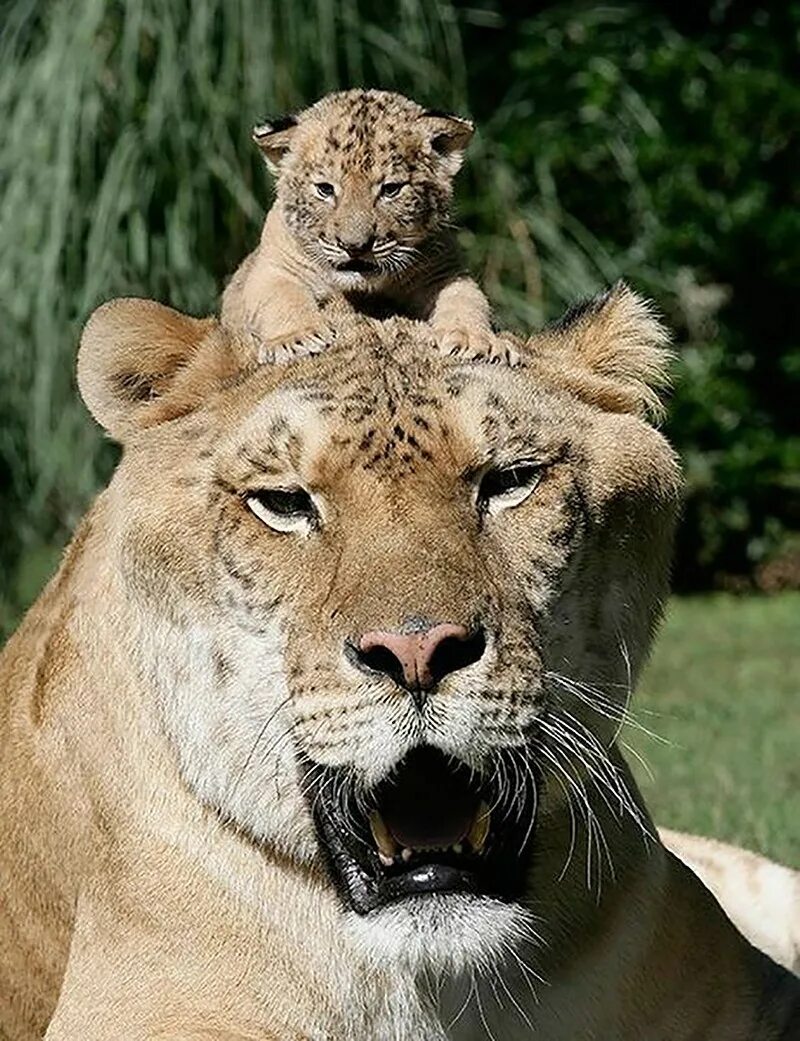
[477,462,543,513]
[379,181,406,199]
[314,182,336,200]
[246,487,318,534]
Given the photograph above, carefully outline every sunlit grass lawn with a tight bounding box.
[629,593,800,867]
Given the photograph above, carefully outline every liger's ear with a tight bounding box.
[529,282,673,420]
[78,298,244,441]
[419,109,474,175]
[252,114,299,173]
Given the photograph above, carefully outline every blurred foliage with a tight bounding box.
[0,0,467,633]
[1,0,798,633]
[460,2,800,589]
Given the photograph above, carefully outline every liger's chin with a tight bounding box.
[344,892,537,977]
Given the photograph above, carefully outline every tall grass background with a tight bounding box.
[0,0,472,633]
[1,1,799,634]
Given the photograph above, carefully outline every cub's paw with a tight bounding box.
[435,326,523,367]
[248,321,335,365]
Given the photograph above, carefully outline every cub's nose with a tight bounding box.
[336,233,375,257]
[351,621,486,698]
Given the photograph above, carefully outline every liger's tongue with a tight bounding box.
[378,747,478,850]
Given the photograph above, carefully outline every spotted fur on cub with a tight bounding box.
[221,89,514,365]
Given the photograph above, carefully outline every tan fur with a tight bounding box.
[662,828,800,974]
[221,89,514,365]
[1,289,798,1040]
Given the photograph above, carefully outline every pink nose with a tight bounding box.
[356,622,485,693]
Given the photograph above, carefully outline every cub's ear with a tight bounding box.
[529,282,673,420]
[252,114,299,173]
[78,298,242,441]
[419,109,474,175]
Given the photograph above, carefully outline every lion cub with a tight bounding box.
[222,88,511,364]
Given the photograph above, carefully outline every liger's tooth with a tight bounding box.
[452,843,464,855]
[468,801,491,853]
[369,811,398,861]
[401,847,413,862]
[378,851,394,867]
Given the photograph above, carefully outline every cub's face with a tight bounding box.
[80,290,679,973]
[255,90,473,290]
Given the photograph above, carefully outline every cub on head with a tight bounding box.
[221,88,506,369]
[254,89,473,263]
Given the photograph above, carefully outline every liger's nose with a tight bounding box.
[336,233,375,256]
[352,621,486,700]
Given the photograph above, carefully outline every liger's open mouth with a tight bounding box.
[335,257,379,274]
[300,745,538,914]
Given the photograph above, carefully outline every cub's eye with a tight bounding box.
[314,182,336,200]
[379,181,406,199]
[477,462,543,515]
[246,488,318,534]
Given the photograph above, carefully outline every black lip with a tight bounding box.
[381,862,477,901]
[299,745,539,915]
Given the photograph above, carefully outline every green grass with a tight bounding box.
[630,593,800,867]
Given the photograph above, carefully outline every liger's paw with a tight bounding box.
[248,321,335,365]
[435,326,523,367]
